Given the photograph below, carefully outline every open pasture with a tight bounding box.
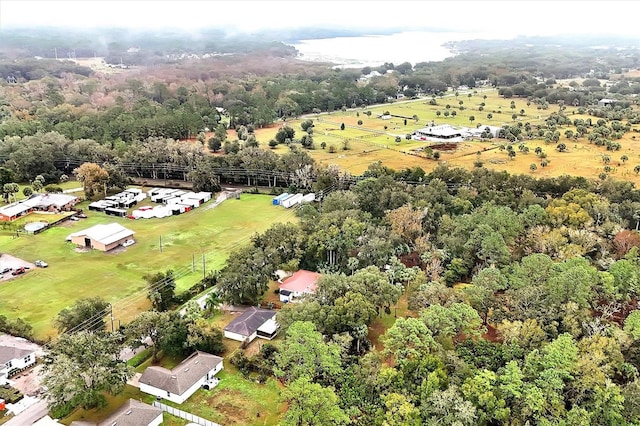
[0,194,296,339]
[257,89,640,183]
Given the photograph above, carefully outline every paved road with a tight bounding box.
[4,399,48,426]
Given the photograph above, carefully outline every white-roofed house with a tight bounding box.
[0,345,37,386]
[139,351,224,404]
[22,193,79,212]
[0,193,79,221]
[0,203,33,221]
[67,223,134,251]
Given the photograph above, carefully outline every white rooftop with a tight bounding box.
[22,193,78,209]
[68,223,134,245]
[257,318,279,335]
[0,202,32,217]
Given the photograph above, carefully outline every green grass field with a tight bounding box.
[0,194,296,339]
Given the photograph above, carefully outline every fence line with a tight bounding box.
[153,401,221,426]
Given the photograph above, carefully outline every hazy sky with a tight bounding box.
[1,0,640,38]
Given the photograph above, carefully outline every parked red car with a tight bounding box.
[11,267,25,276]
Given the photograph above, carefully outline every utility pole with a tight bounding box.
[192,253,195,272]
[202,253,206,279]
[159,235,163,253]
[110,304,115,333]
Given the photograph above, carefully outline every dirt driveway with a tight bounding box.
[0,254,36,283]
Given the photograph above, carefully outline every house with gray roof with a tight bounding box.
[139,351,223,404]
[223,306,279,343]
[69,399,162,426]
[0,345,36,385]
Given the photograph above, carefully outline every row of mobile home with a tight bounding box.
[273,193,316,209]
[130,191,212,219]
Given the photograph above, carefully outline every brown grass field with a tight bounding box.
[238,89,640,184]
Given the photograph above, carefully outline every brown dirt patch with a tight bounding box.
[430,143,459,151]
[211,391,249,425]
[482,324,500,343]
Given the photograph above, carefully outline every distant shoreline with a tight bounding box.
[289,31,476,68]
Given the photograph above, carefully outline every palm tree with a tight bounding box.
[205,291,222,315]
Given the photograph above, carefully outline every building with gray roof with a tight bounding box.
[70,399,162,426]
[139,351,223,404]
[223,306,279,343]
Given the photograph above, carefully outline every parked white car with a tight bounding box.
[34,260,48,268]
[122,239,135,247]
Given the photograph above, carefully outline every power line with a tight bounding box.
[46,196,302,346]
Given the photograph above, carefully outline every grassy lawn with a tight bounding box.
[368,293,411,352]
[0,193,297,339]
[163,365,285,426]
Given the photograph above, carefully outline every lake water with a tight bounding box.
[291,30,514,68]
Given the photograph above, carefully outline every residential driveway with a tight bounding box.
[119,336,152,362]
[10,364,44,396]
[127,372,142,388]
[4,399,48,426]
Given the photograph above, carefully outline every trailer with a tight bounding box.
[184,192,211,206]
[170,204,186,215]
[105,207,127,217]
[300,193,316,203]
[179,198,199,209]
[163,196,181,205]
[281,193,303,209]
[119,199,137,209]
[88,201,108,212]
[273,193,290,205]
[147,188,162,197]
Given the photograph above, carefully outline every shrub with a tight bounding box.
[328,145,337,153]
[126,347,152,368]
[44,185,63,193]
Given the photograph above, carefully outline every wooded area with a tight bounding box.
[2,28,640,424]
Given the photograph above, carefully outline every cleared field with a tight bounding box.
[0,194,296,339]
[252,89,640,182]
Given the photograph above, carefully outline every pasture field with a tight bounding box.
[0,194,296,339]
[254,89,640,183]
